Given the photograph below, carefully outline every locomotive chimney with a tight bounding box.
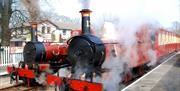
[80,9,92,34]
[30,22,38,42]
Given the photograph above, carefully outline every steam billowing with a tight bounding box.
[99,21,159,90]
[101,53,125,91]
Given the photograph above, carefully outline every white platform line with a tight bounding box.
[121,52,179,91]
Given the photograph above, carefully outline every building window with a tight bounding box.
[42,26,45,34]
[63,30,66,35]
[15,42,22,47]
[47,27,50,33]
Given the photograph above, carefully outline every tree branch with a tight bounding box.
[11,9,28,20]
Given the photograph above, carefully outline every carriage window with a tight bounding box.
[158,33,161,45]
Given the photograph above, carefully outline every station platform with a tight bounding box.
[122,52,180,91]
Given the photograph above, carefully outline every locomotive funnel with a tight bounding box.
[80,9,92,34]
[30,22,38,42]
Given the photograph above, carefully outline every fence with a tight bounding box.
[0,46,23,75]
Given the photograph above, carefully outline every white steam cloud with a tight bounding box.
[99,21,159,90]
[101,54,125,91]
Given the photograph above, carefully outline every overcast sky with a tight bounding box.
[40,0,180,28]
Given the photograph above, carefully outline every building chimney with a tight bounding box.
[80,9,92,34]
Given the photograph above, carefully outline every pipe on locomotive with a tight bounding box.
[80,9,92,34]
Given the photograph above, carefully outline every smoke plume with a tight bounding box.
[79,0,90,9]
[21,0,41,21]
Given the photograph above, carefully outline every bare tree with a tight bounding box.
[172,21,180,35]
[0,0,12,46]
[0,0,28,46]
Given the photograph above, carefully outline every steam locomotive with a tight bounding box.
[7,9,106,91]
[23,9,105,75]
